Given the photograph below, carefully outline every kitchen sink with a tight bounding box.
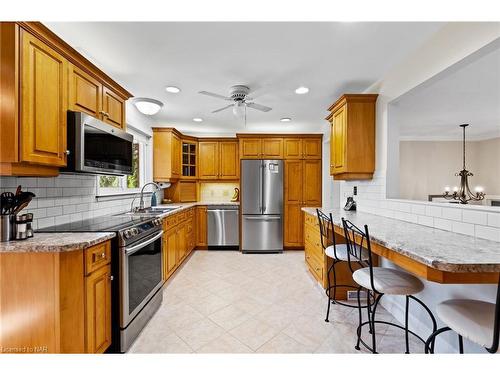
[116,206,181,217]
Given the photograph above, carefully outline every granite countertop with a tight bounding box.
[302,207,500,273]
[0,232,116,253]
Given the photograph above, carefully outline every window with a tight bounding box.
[97,140,146,196]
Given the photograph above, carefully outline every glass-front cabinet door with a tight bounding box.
[182,140,197,179]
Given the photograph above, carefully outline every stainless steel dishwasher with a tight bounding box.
[207,205,239,249]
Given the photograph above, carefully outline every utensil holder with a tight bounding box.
[0,214,13,242]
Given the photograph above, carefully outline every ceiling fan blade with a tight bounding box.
[199,91,231,100]
[212,104,234,113]
[246,102,272,112]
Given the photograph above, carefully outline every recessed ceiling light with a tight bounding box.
[280,118,292,122]
[133,98,163,115]
[192,118,203,122]
[165,86,181,93]
[295,86,309,94]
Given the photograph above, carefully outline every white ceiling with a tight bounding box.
[45,22,443,136]
[394,39,500,141]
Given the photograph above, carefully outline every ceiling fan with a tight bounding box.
[199,85,272,117]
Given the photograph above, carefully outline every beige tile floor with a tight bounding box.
[128,250,424,354]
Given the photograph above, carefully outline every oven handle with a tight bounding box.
[124,230,164,255]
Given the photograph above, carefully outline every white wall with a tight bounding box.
[337,23,500,353]
[399,138,500,201]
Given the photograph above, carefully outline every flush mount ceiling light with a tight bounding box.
[165,86,181,93]
[133,98,163,115]
[280,118,292,122]
[295,86,309,94]
[192,118,203,122]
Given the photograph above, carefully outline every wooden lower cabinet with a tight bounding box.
[196,206,208,247]
[0,240,112,353]
[303,211,362,300]
[162,208,197,281]
[85,263,112,354]
[164,227,178,279]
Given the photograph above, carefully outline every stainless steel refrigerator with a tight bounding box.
[241,159,283,253]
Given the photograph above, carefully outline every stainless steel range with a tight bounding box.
[117,217,163,352]
[37,213,164,352]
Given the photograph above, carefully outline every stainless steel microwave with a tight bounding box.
[64,111,134,176]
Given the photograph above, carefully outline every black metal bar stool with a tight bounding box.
[316,209,371,324]
[425,275,500,353]
[341,218,437,354]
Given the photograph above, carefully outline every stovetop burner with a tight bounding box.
[36,213,147,233]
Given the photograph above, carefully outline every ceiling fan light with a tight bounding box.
[165,86,181,93]
[133,98,163,115]
[295,86,309,94]
[233,102,245,118]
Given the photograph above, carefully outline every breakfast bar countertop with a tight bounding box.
[0,232,116,253]
[302,207,500,273]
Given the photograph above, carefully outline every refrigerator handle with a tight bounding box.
[258,162,263,213]
[261,161,266,213]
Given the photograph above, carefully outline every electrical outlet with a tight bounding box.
[353,186,357,196]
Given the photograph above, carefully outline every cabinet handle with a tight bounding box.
[64,150,70,155]
[101,252,106,259]
[99,110,106,116]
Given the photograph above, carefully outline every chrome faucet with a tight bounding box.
[131,182,161,212]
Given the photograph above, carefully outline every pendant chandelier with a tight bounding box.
[442,124,485,204]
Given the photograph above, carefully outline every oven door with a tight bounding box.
[120,230,164,328]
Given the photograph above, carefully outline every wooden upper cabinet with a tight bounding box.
[284,137,322,159]
[199,141,219,179]
[0,22,132,177]
[303,138,322,159]
[101,86,125,129]
[239,138,262,159]
[327,94,377,180]
[69,65,126,129]
[198,140,239,180]
[152,129,181,181]
[219,141,239,179]
[172,134,181,177]
[69,64,101,117]
[261,138,283,158]
[20,30,68,167]
[239,137,284,159]
[332,106,346,172]
[284,138,302,159]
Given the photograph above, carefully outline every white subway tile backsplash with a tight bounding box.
[433,218,453,231]
[441,207,462,221]
[475,225,500,242]
[451,221,475,236]
[487,213,500,228]
[46,206,63,217]
[417,215,434,227]
[411,204,426,215]
[462,210,487,225]
[425,206,442,218]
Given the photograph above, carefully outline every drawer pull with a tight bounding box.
[93,252,106,262]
